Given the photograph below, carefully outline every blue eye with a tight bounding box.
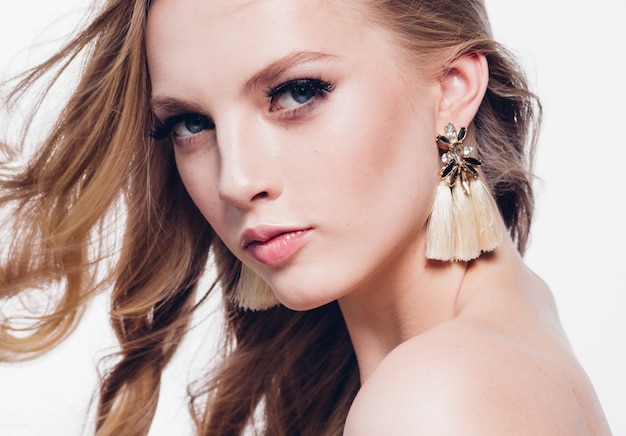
[150,114,214,140]
[289,83,317,104]
[266,78,334,112]
[173,115,212,137]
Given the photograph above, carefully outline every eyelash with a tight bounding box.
[150,78,335,141]
[150,113,214,141]
[265,78,335,113]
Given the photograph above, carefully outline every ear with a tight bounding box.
[436,53,489,129]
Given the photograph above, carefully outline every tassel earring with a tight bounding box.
[232,264,280,311]
[425,123,502,262]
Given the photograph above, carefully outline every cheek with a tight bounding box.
[173,150,222,222]
[305,87,440,216]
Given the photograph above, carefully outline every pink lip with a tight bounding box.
[242,226,312,266]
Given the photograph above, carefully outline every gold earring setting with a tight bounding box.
[425,123,502,262]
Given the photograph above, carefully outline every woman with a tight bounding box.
[0,0,611,434]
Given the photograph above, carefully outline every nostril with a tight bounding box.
[251,191,269,201]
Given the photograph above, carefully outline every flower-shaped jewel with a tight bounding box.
[436,123,482,195]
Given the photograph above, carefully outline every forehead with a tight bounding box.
[147,0,365,26]
[145,0,398,92]
[146,0,368,59]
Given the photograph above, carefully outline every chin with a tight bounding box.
[267,271,344,312]
[275,292,338,312]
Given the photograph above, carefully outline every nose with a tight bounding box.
[217,118,282,209]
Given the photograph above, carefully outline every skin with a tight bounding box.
[146,0,611,433]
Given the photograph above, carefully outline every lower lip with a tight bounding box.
[246,229,311,266]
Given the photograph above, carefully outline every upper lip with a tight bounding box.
[241,225,311,249]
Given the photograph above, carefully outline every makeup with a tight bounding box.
[242,227,312,266]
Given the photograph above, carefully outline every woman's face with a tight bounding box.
[146,0,443,310]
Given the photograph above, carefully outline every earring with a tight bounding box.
[425,123,502,261]
[232,264,281,311]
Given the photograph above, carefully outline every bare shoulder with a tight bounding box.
[344,319,611,435]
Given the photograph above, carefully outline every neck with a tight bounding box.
[337,242,469,382]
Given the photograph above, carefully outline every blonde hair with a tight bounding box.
[0,0,540,434]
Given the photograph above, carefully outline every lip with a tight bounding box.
[241,226,312,266]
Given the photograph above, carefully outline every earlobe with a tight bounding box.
[437,53,489,127]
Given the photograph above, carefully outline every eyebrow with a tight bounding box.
[243,51,337,93]
[150,96,204,119]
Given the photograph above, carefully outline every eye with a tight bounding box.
[266,78,334,112]
[172,115,213,137]
[150,114,214,141]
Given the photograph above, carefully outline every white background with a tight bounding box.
[1,1,625,434]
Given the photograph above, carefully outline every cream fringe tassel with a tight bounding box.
[426,178,502,262]
[232,265,280,311]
